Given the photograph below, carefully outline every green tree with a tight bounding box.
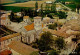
[51,3,56,12]
[75,45,80,54]
[48,50,59,55]
[40,3,43,17]
[41,3,43,11]
[30,51,39,55]
[9,12,23,23]
[48,23,57,30]
[55,37,66,50]
[35,1,38,11]
[35,31,54,52]
[57,11,67,19]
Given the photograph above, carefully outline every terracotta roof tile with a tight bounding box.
[43,28,69,38]
[34,16,41,19]
[23,16,29,19]
[0,33,20,42]
[1,17,6,20]
[24,23,34,31]
[0,50,12,55]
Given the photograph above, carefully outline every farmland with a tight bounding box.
[4,1,45,8]
[0,0,14,4]
[3,0,55,8]
[1,6,32,12]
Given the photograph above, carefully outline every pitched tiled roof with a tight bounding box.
[34,16,41,19]
[1,17,6,20]
[24,23,34,31]
[43,28,69,38]
[8,41,38,55]
[0,33,20,42]
[23,16,29,19]
[0,50,12,55]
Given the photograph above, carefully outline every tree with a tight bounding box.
[51,3,56,12]
[9,12,14,21]
[33,31,54,52]
[55,37,66,50]
[9,12,23,23]
[48,50,59,55]
[40,3,43,17]
[35,1,38,11]
[41,3,43,11]
[30,51,39,55]
[57,11,67,19]
[48,23,57,30]
[75,45,80,54]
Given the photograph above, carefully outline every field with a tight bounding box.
[0,0,14,4]
[1,6,32,12]
[66,4,76,11]
[4,1,45,8]
[3,0,55,8]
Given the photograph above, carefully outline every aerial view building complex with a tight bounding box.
[0,0,80,55]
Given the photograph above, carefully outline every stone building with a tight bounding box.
[22,16,44,44]
[5,16,44,44]
[0,33,21,52]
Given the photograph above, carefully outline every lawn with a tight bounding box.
[1,6,33,12]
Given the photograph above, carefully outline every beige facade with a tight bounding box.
[34,16,42,31]
[0,33,21,52]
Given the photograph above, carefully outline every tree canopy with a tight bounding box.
[48,23,57,30]
[32,31,54,52]
[55,37,66,50]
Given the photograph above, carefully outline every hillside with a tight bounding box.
[0,0,29,4]
[3,0,55,8]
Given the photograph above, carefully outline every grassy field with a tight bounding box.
[3,0,55,8]
[66,4,76,11]
[1,0,54,12]
[4,1,45,8]
[1,6,32,12]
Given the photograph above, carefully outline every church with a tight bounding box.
[4,15,44,44]
[22,16,44,44]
